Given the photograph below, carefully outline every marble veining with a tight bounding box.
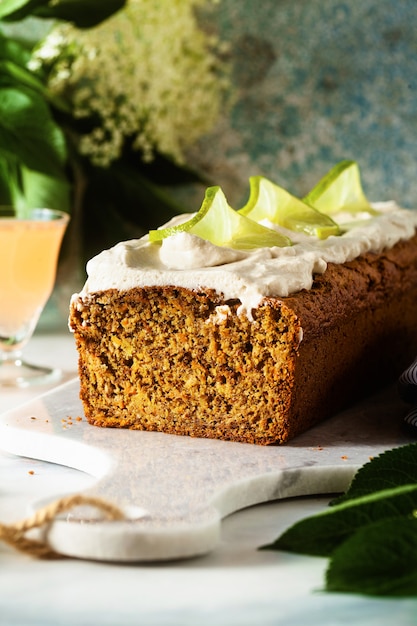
[0,378,412,562]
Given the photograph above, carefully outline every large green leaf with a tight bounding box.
[1,0,127,27]
[21,165,71,212]
[0,155,17,204]
[331,443,417,506]
[0,31,31,66]
[0,0,47,21]
[79,157,186,261]
[35,0,126,28]
[0,87,67,178]
[0,32,70,113]
[0,58,45,90]
[124,148,211,187]
[260,483,417,557]
[326,518,417,596]
[260,443,417,597]
[0,59,71,112]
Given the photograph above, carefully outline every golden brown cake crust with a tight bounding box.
[69,233,417,445]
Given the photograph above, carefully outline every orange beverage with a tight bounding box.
[0,209,69,338]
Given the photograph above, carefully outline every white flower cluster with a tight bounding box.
[34,0,229,167]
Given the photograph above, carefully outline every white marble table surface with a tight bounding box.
[1,331,416,625]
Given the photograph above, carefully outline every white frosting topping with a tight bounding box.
[74,202,417,317]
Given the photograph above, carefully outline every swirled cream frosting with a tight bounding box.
[75,202,417,316]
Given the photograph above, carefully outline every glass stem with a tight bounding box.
[0,348,23,365]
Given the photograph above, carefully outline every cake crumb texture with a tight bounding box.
[70,234,417,445]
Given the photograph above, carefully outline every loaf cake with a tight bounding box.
[69,167,417,445]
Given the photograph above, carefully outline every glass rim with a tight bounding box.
[0,206,70,222]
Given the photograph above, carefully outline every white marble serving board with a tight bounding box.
[0,379,413,563]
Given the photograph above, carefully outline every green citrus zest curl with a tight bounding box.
[149,186,292,249]
[303,160,377,216]
[239,176,341,239]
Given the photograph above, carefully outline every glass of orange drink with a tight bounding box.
[0,206,69,387]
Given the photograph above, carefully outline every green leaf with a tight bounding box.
[260,483,417,557]
[76,155,187,263]
[0,59,71,113]
[0,87,67,178]
[331,443,417,506]
[0,57,46,90]
[260,443,417,597]
[21,165,71,213]
[0,156,17,204]
[0,31,31,66]
[34,0,127,28]
[0,0,126,26]
[85,156,185,224]
[325,517,417,596]
[126,150,211,187]
[0,0,47,21]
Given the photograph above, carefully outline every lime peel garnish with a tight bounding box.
[303,160,377,216]
[149,186,292,250]
[149,161,377,250]
[239,176,341,240]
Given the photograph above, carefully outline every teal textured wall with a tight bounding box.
[192,0,417,209]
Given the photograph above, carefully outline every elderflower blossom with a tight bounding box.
[32,0,229,167]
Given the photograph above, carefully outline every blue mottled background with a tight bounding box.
[190,0,417,209]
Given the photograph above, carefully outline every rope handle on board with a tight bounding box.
[0,494,124,559]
